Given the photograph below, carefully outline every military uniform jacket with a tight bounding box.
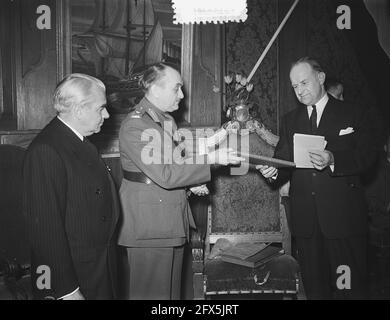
[274,96,379,238]
[118,97,211,247]
[23,117,119,299]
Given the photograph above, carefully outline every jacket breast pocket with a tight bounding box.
[329,132,356,151]
[134,189,186,240]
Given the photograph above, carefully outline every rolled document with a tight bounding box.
[238,152,295,168]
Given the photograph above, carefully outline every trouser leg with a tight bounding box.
[126,246,184,300]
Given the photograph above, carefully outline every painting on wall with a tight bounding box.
[70,0,182,130]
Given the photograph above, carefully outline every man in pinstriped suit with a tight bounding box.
[23,74,119,300]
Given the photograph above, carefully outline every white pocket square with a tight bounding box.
[339,127,354,136]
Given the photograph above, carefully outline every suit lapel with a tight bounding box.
[53,118,107,182]
[289,97,338,138]
[52,118,91,162]
[294,106,312,134]
[316,98,337,137]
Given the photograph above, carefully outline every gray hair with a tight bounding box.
[140,63,176,93]
[53,73,106,114]
[291,57,324,74]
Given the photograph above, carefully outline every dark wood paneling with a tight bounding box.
[0,0,18,127]
[16,0,58,130]
[189,24,224,127]
[0,131,39,148]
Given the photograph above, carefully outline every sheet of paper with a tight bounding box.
[293,133,327,168]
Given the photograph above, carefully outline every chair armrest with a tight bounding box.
[190,230,204,273]
[190,229,206,299]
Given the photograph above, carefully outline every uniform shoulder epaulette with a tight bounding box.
[129,109,145,119]
[145,108,160,122]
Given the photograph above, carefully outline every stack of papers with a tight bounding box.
[221,242,270,260]
[220,242,284,268]
[293,134,327,168]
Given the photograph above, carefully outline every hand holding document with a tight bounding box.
[308,149,334,171]
[294,134,327,168]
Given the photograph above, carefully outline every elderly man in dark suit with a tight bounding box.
[118,63,243,299]
[257,57,379,299]
[23,74,119,300]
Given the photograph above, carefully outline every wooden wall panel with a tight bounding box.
[0,0,18,126]
[16,0,58,130]
[0,131,39,149]
[188,24,224,127]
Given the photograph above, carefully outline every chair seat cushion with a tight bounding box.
[204,254,299,295]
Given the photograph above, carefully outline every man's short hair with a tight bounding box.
[140,63,179,93]
[291,57,324,74]
[53,73,105,114]
[140,63,167,93]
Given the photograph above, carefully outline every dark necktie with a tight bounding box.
[310,105,317,134]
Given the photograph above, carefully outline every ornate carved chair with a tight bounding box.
[191,132,300,299]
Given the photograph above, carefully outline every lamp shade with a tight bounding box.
[172,0,247,24]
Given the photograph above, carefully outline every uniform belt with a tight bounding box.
[122,170,154,185]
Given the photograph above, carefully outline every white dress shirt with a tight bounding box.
[306,93,329,127]
[306,93,334,171]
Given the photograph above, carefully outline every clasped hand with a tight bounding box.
[189,184,209,196]
[256,165,278,179]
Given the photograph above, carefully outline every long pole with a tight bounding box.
[125,0,131,76]
[247,0,300,83]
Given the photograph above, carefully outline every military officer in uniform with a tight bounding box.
[118,63,243,299]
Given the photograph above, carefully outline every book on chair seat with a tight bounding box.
[221,243,284,268]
